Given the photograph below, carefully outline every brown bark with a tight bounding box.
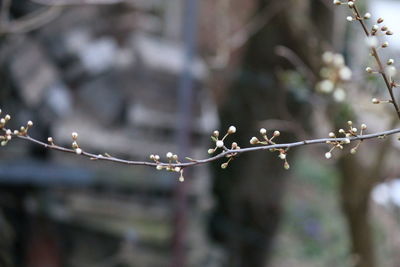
[339,155,376,267]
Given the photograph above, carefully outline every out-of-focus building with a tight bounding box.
[0,1,222,266]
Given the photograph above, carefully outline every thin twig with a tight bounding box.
[351,4,400,120]
[6,127,400,169]
[275,45,318,86]
[210,1,287,68]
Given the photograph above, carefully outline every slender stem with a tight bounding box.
[7,127,400,169]
[352,4,400,120]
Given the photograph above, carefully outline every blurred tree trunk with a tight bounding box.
[337,121,393,267]
[208,0,383,266]
[339,155,376,267]
[311,0,381,265]
[209,0,322,266]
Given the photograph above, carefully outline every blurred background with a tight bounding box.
[1,0,400,266]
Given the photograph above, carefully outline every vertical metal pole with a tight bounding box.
[172,0,198,266]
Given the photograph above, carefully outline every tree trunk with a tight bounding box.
[339,155,376,267]
[209,0,319,266]
[338,125,393,267]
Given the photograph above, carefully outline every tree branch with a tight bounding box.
[350,3,400,120]
[3,124,399,170]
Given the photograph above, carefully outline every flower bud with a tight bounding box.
[72,132,78,140]
[284,162,290,170]
[228,126,236,134]
[250,137,259,145]
[231,142,238,149]
[372,98,380,104]
[216,140,224,148]
[72,141,78,149]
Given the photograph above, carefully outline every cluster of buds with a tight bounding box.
[220,141,241,169]
[0,110,12,146]
[362,16,394,54]
[334,1,398,107]
[14,120,34,137]
[150,152,184,182]
[208,126,241,169]
[334,1,393,45]
[366,54,396,85]
[1,129,12,147]
[333,1,371,21]
[316,52,351,102]
[208,126,237,154]
[250,129,289,169]
[325,121,367,159]
[370,18,393,36]
[0,109,35,146]
[364,25,397,99]
[71,132,82,155]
